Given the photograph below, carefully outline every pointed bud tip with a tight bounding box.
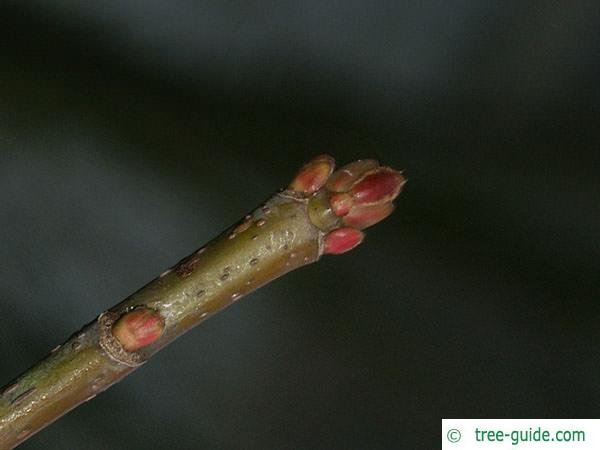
[289,154,336,194]
[323,227,364,254]
[112,308,165,352]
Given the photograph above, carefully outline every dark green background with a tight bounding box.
[1,2,598,449]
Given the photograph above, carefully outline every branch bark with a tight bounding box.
[0,155,404,448]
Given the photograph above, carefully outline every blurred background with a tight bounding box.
[0,1,599,449]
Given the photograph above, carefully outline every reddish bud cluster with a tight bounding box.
[301,156,404,255]
[289,154,404,255]
[329,165,404,230]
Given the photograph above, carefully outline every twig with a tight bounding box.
[0,155,405,448]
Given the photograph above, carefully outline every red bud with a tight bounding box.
[351,168,405,205]
[112,308,165,352]
[289,154,335,194]
[323,227,364,254]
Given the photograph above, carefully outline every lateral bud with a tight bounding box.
[289,154,336,194]
[111,308,165,352]
[323,228,364,254]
